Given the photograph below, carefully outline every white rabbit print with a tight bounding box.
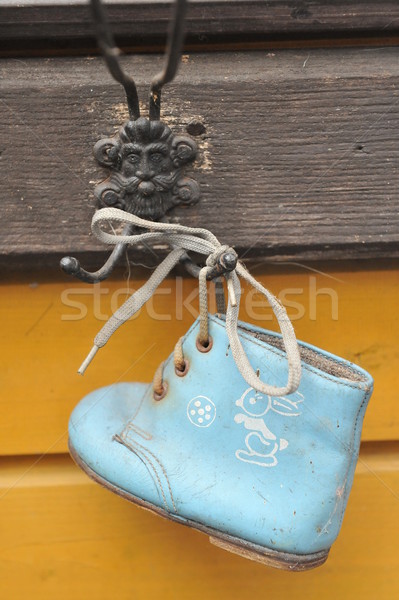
[234,386,304,468]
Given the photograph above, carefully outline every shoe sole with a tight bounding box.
[69,441,329,571]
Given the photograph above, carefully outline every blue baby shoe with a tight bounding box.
[69,208,373,571]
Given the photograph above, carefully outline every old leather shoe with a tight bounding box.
[69,314,373,570]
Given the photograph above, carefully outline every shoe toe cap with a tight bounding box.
[69,383,162,506]
[69,382,145,443]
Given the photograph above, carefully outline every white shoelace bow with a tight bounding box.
[79,207,301,397]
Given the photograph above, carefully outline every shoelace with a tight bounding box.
[78,207,302,397]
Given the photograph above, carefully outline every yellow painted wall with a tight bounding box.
[0,261,398,598]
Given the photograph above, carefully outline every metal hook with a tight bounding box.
[170,241,237,314]
[60,0,199,286]
[60,224,133,283]
[90,0,188,121]
[90,0,141,120]
[149,0,188,120]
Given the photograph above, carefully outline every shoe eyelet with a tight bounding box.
[153,381,168,401]
[196,335,213,353]
[175,359,190,377]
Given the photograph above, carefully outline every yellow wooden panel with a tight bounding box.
[0,261,398,455]
[0,444,398,600]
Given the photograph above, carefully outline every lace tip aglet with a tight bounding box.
[227,278,237,307]
[78,345,99,375]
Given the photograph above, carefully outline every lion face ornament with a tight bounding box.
[93,117,200,221]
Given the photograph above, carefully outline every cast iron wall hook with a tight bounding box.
[60,0,235,292]
[61,0,200,284]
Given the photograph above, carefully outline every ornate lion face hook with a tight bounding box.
[93,119,199,221]
[91,0,200,219]
[61,0,203,283]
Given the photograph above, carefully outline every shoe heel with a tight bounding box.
[209,536,329,571]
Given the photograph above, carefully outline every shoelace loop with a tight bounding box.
[78,207,301,397]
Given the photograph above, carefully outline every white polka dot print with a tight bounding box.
[187,396,216,428]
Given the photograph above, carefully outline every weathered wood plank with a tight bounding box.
[0,445,398,599]
[0,263,397,456]
[1,49,399,265]
[2,1,399,52]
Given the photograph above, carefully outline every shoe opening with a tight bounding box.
[215,316,368,383]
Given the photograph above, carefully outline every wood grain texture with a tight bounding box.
[2,1,399,52]
[0,262,398,456]
[1,48,399,266]
[0,445,398,599]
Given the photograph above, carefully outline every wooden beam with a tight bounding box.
[0,0,399,52]
[2,1,399,52]
[1,48,399,266]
